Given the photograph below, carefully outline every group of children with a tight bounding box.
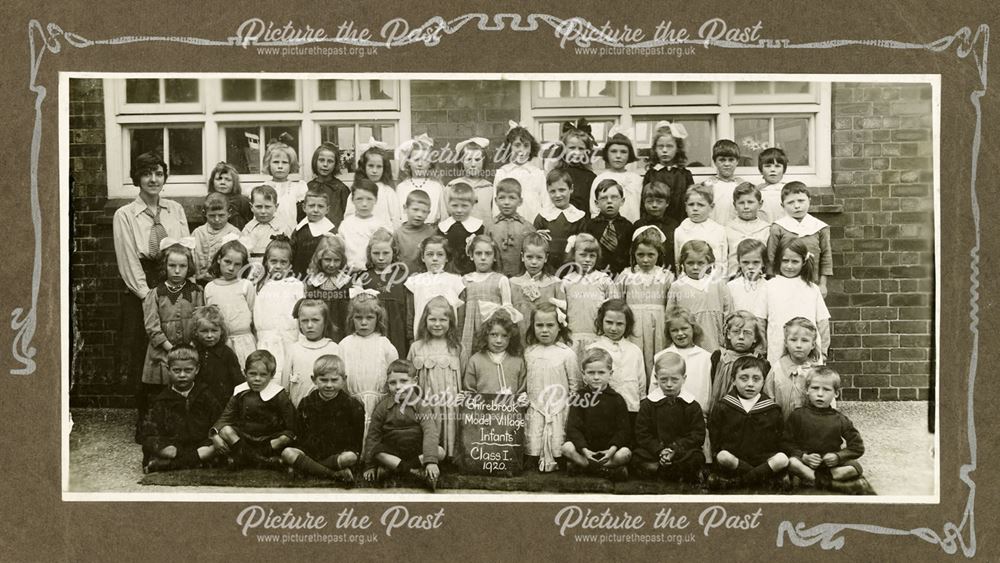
[136,120,862,492]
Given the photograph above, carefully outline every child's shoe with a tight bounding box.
[143,458,173,474]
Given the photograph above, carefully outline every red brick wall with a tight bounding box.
[68,79,934,405]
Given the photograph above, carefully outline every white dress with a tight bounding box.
[339,214,392,271]
[589,169,643,222]
[703,176,745,227]
[758,182,786,223]
[524,343,581,472]
[204,278,257,368]
[724,217,771,276]
[283,336,341,406]
[397,177,446,223]
[587,336,645,412]
[728,276,768,321]
[253,276,305,382]
[765,276,830,364]
[339,333,399,434]
[403,271,465,339]
[344,181,400,228]
[493,162,547,224]
[270,179,308,233]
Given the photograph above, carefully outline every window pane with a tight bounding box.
[263,125,300,153]
[260,79,295,101]
[540,122,562,143]
[320,123,396,176]
[675,82,714,96]
[318,79,395,101]
[733,82,771,96]
[537,80,616,99]
[635,118,713,167]
[734,117,772,165]
[125,79,159,104]
[164,79,198,103]
[167,128,202,175]
[537,120,615,145]
[774,82,811,95]
[774,117,810,165]
[225,127,261,174]
[635,81,673,96]
[222,79,256,102]
[129,128,163,166]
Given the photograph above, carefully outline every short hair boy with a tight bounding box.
[395,189,438,275]
[766,181,832,296]
[489,178,536,277]
[193,193,240,282]
[783,366,866,491]
[141,346,224,472]
[534,169,585,271]
[756,147,789,222]
[291,189,336,276]
[281,355,365,483]
[438,182,485,274]
[242,184,291,261]
[706,139,746,226]
[632,352,706,482]
[724,182,770,275]
[708,356,788,489]
[583,179,635,275]
[561,348,632,480]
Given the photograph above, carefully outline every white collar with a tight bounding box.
[233,380,283,401]
[538,205,585,222]
[775,214,827,237]
[308,271,352,289]
[680,218,719,231]
[438,216,484,233]
[659,345,708,360]
[647,387,696,403]
[738,394,761,412]
[727,217,770,233]
[296,216,335,237]
[298,336,333,349]
[172,386,192,397]
[759,182,784,192]
[674,273,713,292]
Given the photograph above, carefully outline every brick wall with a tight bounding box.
[824,83,934,401]
[68,79,934,405]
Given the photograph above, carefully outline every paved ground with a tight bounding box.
[67,401,934,497]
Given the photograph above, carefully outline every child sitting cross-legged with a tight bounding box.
[632,351,706,483]
[708,356,788,490]
[561,348,633,481]
[783,366,866,492]
[281,354,365,484]
[141,346,224,472]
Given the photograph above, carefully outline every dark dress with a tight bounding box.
[360,266,410,357]
[440,220,486,275]
[583,214,635,276]
[291,222,336,278]
[533,210,585,273]
[295,389,366,460]
[225,193,253,230]
[642,165,694,225]
[308,177,352,228]
[141,384,223,463]
[304,276,352,341]
[563,165,597,212]
[194,342,245,408]
[709,391,784,466]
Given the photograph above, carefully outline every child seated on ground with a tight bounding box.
[141,346,223,472]
[362,359,444,491]
[783,366,866,491]
[632,352,706,483]
[281,355,365,484]
[561,348,632,481]
[210,350,296,470]
[708,356,788,489]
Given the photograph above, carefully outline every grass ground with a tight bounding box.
[67,401,934,497]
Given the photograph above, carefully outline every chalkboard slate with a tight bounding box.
[456,393,527,477]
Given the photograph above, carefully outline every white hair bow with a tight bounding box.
[632,225,666,242]
[159,236,196,251]
[394,133,435,164]
[348,287,381,300]
[478,302,524,325]
[358,138,389,156]
[607,125,635,140]
[564,234,579,255]
[507,120,529,132]
[455,137,490,153]
[653,121,689,140]
[548,297,568,327]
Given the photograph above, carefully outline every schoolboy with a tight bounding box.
[488,178,536,277]
[438,182,485,274]
[291,189,336,276]
[583,179,635,275]
[242,184,292,264]
[394,189,438,275]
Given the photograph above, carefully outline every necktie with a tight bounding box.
[600,221,618,251]
[146,206,167,257]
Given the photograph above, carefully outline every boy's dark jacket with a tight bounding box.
[782,404,865,462]
[141,383,223,455]
[708,390,783,464]
[565,385,630,451]
[633,389,705,456]
[296,389,366,459]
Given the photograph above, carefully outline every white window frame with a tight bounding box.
[630,81,719,106]
[519,80,832,186]
[115,78,204,114]
[531,80,624,108]
[214,78,302,112]
[308,79,401,112]
[104,78,409,199]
